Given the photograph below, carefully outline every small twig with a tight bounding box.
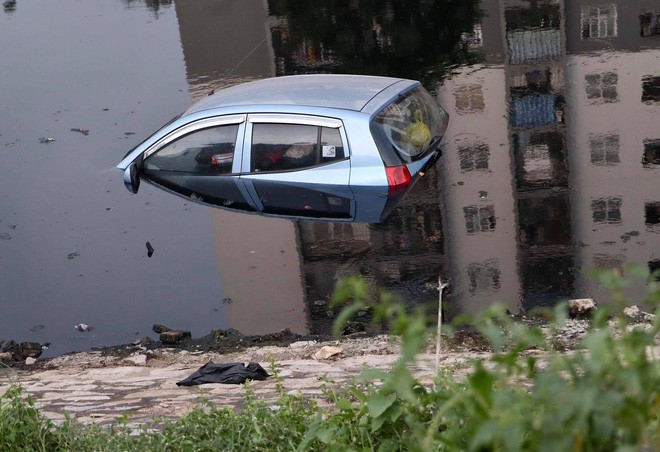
[435,277,449,374]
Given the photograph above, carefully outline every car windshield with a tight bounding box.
[371,87,448,163]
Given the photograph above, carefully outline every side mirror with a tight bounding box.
[123,162,140,194]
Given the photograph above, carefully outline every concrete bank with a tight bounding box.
[0,336,490,428]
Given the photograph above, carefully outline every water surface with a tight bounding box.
[1,0,659,356]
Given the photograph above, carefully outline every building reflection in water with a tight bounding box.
[564,0,660,304]
[174,0,310,335]
[172,0,660,334]
[440,0,659,312]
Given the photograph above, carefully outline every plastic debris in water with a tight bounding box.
[146,241,154,257]
[67,251,80,260]
[70,128,90,136]
[74,323,94,332]
[39,137,56,144]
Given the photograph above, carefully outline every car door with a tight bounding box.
[239,113,355,220]
[139,115,257,212]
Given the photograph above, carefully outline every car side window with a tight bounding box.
[144,124,239,175]
[251,123,345,172]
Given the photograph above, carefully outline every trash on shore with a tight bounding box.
[313,345,343,360]
[176,361,269,386]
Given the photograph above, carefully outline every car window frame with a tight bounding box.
[140,114,247,175]
[242,113,350,175]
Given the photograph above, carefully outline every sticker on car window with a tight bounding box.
[322,145,336,158]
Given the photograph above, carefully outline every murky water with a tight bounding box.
[1,0,659,356]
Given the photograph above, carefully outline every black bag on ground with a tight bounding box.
[176,361,269,386]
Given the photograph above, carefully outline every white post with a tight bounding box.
[435,277,449,374]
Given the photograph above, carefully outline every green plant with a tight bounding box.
[304,270,659,451]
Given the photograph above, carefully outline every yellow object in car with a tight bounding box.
[404,109,432,148]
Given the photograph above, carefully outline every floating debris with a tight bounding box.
[39,137,56,144]
[146,241,154,257]
[0,232,12,241]
[70,128,90,136]
[67,251,80,260]
[222,297,232,304]
[30,324,45,333]
[74,323,94,332]
[124,132,135,136]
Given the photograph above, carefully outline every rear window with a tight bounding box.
[371,87,448,164]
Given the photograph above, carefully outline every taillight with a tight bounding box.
[385,165,411,194]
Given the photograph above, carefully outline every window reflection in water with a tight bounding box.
[505,3,561,65]
[581,5,618,39]
[458,142,490,172]
[593,253,625,272]
[522,255,575,306]
[518,194,572,247]
[463,205,496,234]
[467,260,501,295]
[454,83,485,114]
[460,24,483,49]
[642,139,660,167]
[641,75,660,103]
[640,12,660,37]
[591,197,622,224]
[645,202,660,228]
[513,131,568,188]
[585,72,619,104]
[589,133,620,166]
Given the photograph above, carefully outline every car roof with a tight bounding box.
[183,74,417,115]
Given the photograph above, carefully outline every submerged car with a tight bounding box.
[117,74,449,223]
